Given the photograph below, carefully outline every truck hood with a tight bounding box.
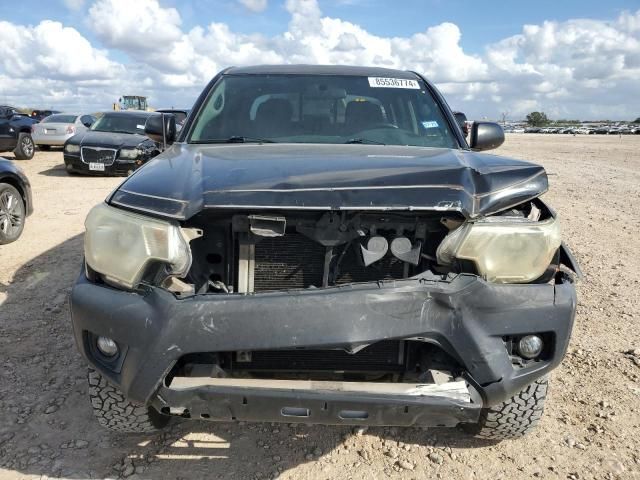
[109,143,548,220]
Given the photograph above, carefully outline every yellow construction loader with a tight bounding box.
[113,96,153,111]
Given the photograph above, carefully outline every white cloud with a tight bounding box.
[88,0,182,54]
[0,20,121,80]
[239,0,268,13]
[483,11,640,118]
[0,0,638,119]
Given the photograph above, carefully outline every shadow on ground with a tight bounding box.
[0,235,496,479]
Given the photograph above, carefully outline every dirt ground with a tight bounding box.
[0,134,639,480]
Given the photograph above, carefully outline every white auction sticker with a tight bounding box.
[368,77,420,89]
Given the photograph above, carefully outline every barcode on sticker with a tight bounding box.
[368,77,420,89]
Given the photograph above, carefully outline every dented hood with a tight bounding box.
[109,143,548,220]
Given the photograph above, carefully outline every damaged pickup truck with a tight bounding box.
[70,65,580,439]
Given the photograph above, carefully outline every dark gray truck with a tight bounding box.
[0,106,37,160]
[70,65,579,440]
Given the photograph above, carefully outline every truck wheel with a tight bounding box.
[13,133,35,160]
[466,377,548,440]
[88,368,170,433]
[0,183,26,244]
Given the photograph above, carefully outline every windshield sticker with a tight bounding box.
[422,121,439,129]
[136,124,145,129]
[368,77,420,89]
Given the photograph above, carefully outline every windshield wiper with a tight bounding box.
[344,138,386,145]
[196,136,276,144]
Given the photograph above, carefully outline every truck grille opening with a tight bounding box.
[166,340,462,385]
[183,211,456,295]
[234,341,405,372]
[253,232,406,292]
[254,233,325,291]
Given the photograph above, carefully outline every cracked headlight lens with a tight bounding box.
[119,148,141,159]
[437,216,561,283]
[84,203,191,289]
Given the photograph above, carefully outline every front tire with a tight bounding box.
[0,183,26,244]
[466,377,548,440]
[88,368,170,433]
[13,133,35,160]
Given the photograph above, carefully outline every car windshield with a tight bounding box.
[188,74,459,148]
[91,114,147,134]
[43,114,77,124]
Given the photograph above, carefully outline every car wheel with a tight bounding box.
[39,145,51,151]
[13,133,35,160]
[464,376,548,440]
[0,183,26,244]
[88,368,170,433]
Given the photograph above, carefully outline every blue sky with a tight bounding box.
[2,0,637,50]
[0,0,639,119]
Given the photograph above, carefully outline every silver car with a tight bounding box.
[32,113,96,150]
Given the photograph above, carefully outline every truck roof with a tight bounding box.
[225,64,419,79]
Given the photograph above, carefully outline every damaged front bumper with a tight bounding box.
[70,267,576,427]
[156,378,480,427]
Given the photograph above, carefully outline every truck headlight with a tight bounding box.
[436,216,561,283]
[65,144,80,153]
[84,203,191,289]
[119,148,141,160]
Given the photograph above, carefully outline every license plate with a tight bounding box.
[89,162,105,171]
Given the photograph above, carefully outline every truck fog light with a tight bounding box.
[97,336,119,357]
[517,335,543,359]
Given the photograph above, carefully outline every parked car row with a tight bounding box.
[524,125,640,134]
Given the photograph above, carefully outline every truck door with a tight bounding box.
[0,107,14,151]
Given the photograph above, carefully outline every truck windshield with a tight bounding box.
[188,74,459,148]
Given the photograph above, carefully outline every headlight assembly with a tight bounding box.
[65,144,80,153]
[119,148,141,160]
[437,216,561,283]
[84,203,192,289]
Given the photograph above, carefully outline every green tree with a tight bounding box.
[526,111,550,127]
[633,117,640,124]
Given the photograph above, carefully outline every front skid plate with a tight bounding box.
[153,380,481,427]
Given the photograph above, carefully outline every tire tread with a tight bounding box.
[471,377,548,440]
[87,367,168,433]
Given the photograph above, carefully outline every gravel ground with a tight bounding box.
[0,134,639,479]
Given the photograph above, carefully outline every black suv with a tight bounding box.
[0,106,37,160]
[70,65,579,440]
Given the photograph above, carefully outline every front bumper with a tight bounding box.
[63,153,138,176]
[70,268,577,426]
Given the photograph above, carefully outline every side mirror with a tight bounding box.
[452,111,468,136]
[145,114,176,145]
[469,122,505,151]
